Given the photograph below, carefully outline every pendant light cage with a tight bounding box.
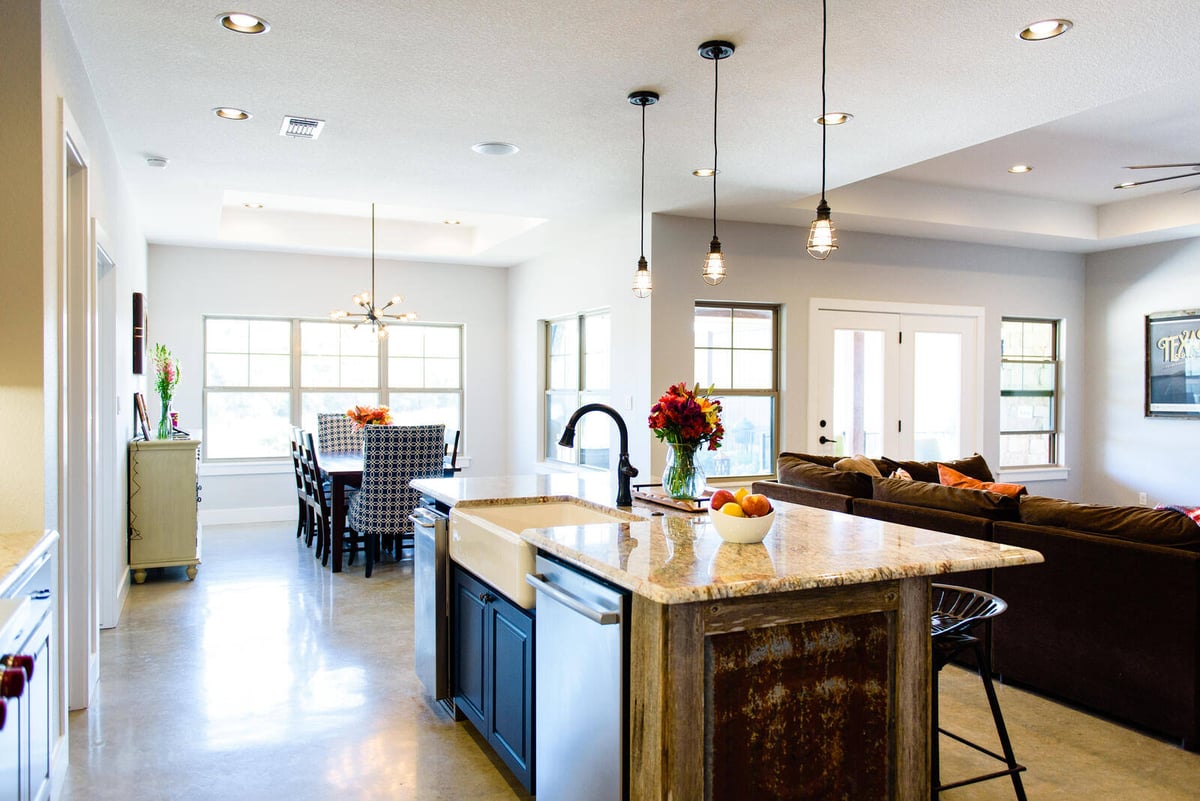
[329,203,417,339]
[807,0,838,260]
[699,40,734,285]
[629,90,659,298]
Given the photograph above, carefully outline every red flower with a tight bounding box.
[647,382,723,450]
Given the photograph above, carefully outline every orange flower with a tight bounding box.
[346,405,393,428]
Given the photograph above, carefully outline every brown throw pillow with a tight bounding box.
[881,453,995,483]
[1020,496,1200,547]
[937,464,1027,499]
[777,454,873,498]
[872,476,1019,520]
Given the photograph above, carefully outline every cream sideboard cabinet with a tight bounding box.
[128,438,201,584]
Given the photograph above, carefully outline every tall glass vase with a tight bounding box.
[663,442,706,500]
[157,397,173,440]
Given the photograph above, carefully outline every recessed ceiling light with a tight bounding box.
[692,168,720,177]
[443,219,462,225]
[1019,19,1072,41]
[217,12,270,34]
[472,141,519,156]
[1116,182,1136,189]
[243,202,264,209]
[145,156,169,169]
[815,112,853,125]
[213,107,251,121]
[1008,164,1033,174]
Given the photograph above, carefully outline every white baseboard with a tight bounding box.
[199,505,295,525]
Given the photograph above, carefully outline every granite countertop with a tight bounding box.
[0,530,59,596]
[412,475,1044,605]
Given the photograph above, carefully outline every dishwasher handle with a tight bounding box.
[525,573,621,626]
[409,508,440,528]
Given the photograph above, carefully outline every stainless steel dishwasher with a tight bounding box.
[526,553,629,801]
[411,497,453,715]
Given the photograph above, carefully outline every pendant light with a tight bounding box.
[329,203,417,339]
[629,90,659,298]
[699,40,734,286]
[807,0,838,260]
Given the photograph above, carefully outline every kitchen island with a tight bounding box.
[413,474,1043,800]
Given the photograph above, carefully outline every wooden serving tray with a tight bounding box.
[632,483,712,513]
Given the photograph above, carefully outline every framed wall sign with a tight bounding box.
[1146,308,1200,418]
[132,291,146,374]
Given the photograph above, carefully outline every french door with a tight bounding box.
[808,302,982,461]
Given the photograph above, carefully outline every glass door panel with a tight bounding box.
[911,331,963,460]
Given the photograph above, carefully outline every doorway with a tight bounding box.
[808,299,983,460]
[94,227,123,629]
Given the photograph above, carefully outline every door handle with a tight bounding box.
[819,435,839,445]
[525,573,621,625]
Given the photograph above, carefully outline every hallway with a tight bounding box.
[59,523,1200,799]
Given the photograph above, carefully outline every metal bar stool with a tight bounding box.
[931,583,1027,800]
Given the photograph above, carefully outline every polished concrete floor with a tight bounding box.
[60,522,1200,800]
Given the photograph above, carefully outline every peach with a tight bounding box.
[740,494,772,518]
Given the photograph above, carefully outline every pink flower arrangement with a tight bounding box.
[152,343,181,404]
[647,382,724,450]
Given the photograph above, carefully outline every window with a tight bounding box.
[693,303,779,478]
[1000,318,1059,467]
[544,311,610,466]
[204,316,463,460]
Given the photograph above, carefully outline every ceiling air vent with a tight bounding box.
[279,116,325,139]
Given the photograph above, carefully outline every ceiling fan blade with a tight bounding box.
[1114,172,1200,189]
[1123,163,1200,170]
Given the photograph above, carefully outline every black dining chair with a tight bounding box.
[289,427,309,540]
[444,429,461,476]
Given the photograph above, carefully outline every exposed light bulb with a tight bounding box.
[806,211,838,261]
[376,326,389,340]
[632,257,653,298]
[701,238,727,285]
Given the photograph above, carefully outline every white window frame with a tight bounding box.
[999,317,1061,470]
[543,310,610,466]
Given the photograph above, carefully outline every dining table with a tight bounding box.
[317,450,460,573]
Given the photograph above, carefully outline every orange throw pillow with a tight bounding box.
[937,464,1027,499]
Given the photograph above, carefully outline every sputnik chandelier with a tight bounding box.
[330,202,417,339]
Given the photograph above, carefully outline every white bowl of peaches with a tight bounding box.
[707,488,775,544]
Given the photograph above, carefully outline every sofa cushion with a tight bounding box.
[835,454,883,477]
[777,454,873,498]
[881,453,995,484]
[777,451,840,468]
[1019,495,1200,547]
[872,476,1019,520]
[937,464,1027,499]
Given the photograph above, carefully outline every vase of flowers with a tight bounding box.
[347,405,393,428]
[648,382,724,500]
[152,343,181,439]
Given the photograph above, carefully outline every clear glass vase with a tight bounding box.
[663,442,706,500]
[157,398,173,440]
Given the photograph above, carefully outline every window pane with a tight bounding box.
[300,392,379,434]
[387,392,461,431]
[390,357,423,387]
[1001,433,1051,467]
[425,358,460,389]
[206,392,291,459]
[545,392,576,460]
[206,354,249,387]
[695,349,732,388]
[206,318,248,354]
[247,320,291,354]
[248,354,289,386]
[547,320,579,390]
[300,322,378,387]
[389,326,424,358]
[341,356,377,386]
[340,324,378,356]
[732,308,773,349]
[1000,395,1054,432]
[425,327,460,358]
[302,355,340,387]
[1001,362,1055,392]
[731,349,772,389]
[301,322,340,356]
[913,331,962,461]
[695,307,732,348]
[577,391,611,469]
[696,395,774,477]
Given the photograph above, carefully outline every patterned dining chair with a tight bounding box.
[345,424,445,577]
[316,412,364,453]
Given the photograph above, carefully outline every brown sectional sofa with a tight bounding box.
[754,452,1200,751]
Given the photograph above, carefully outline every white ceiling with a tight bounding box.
[59,0,1200,262]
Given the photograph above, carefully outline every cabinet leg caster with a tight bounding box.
[133,570,147,584]
[185,566,198,581]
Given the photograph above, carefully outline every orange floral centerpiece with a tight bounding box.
[346,405,393,428]
[648,382,723,499]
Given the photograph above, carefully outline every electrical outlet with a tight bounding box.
[625,395,634,410]
[1138,492,1148,506]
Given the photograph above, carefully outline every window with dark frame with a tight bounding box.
[999,318,1060,468]
[693,302,779,479]
[203,316,463,461]
[544,310,610,467]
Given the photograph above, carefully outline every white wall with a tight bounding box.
[1083,237,1200,506]
[649,214,1086,500]
[506,214,652,497]
[148,245,509,516]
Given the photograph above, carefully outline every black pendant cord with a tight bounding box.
[820,0,828,204]
[712,50,720,238]
[370,203,376,312]
[640,100,647,261]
